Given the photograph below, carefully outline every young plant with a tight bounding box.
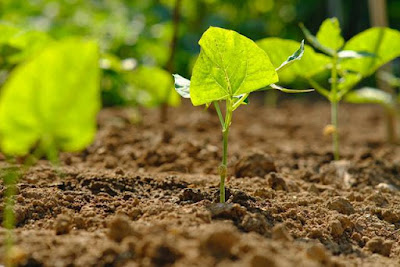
[257,18,400,160]
[174,27,312,203]
[0,38,100,263]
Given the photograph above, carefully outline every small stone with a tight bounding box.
[54,214,72,235]
[330,220,344,237]
[327,197,354,215]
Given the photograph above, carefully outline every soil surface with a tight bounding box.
[1,99,400,267]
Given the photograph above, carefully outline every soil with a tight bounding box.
[1,99,400,267]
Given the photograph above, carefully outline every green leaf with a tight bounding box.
[0,23,19,45]
[173,74,191,98]
[299,23,335,56]
[316,18,344,51]
[276,40,305,72]
[190,27,278,106]
[256,38,330,83]
[341,27,400,77]
[345,87,394,109]
[378,71,400,87]
[336,72,362,100]
[127,66,180,108]
[0,23,53,63]
[0,38,100,156]
[269,84,314,93]
[338,50,375,59]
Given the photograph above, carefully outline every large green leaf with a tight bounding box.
[0,38,100,156]
[256,38,330,83]
[190,27,278,106]
[316,18,344,51]
[345,87,394,109]
[127,66,180,108]
[341,27,400,77]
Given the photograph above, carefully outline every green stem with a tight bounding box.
[331,55,340,160]
[219,99,233,203]
[331,101,339,160]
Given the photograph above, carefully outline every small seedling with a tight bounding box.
[258,18,400,160]
[174,27,312,203]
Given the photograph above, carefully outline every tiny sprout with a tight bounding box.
[174,27,312,203]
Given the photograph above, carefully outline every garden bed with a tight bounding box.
[1,100,400,267]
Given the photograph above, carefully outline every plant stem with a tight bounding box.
[331,101,339,160]
[219,99,233,203]
[331,54,340,160]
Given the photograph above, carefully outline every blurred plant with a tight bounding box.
[174,27,312,203]
[0,39,100,264]
[258,18,400,160]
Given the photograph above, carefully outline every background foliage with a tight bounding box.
[0,0,399,105]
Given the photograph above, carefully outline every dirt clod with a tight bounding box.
[108,215,136,242]
[54,214,72,235]
[365,237,393,257]
[267,173,288,191]
[327,197,354,215]
[234,151,276,178]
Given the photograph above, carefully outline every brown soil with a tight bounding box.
[1,99,400,267]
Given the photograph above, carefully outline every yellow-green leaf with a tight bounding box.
[190,27,278,106]
[316,18,344,51]
[0,38,100,156]
[341,27,400,77]
[127,66,180,108]
[256,38,330,83]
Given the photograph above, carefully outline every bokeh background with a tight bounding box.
[1,0,399,106]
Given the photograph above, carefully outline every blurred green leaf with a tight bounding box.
[316,18,344,52]
[341,27,400,77]
[190,27,278,106]
[337,50,376,59]
[128,66,180,108]
[345,87,394,109]
[0,38,100,156]
[256,38,330,83]
[378,71,400,87]
[299,22,334,56]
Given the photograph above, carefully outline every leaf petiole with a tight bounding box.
[232,93,249,111]
[213,101,225,128]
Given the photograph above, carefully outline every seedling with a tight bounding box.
[0,38,100,264]
[174,27,312,203]
[258,18,400,160]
